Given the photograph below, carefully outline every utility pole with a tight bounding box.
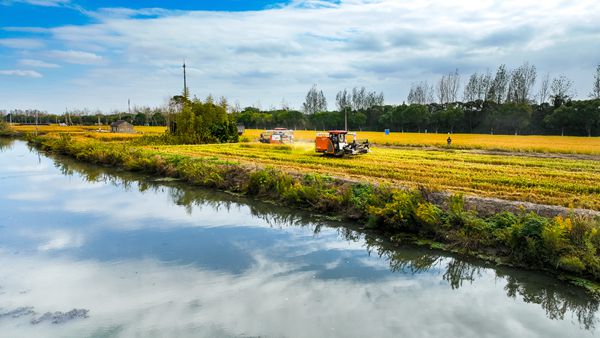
[344,108,348,131]
[183,60,188,98]
[128,99,131,115]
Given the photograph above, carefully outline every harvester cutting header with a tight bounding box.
[315,130,370,157]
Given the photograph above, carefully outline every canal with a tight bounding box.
[0,139,597,337]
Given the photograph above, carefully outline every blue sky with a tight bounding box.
[0,0,599,113]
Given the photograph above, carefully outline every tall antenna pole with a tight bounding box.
[128,99,131,115]
[183,60,187,98]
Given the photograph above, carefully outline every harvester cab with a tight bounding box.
[315,130,370,157]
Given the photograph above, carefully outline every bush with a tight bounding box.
[506,213,550,264]
[558,255,586,273]
[0,119,8,132]
[414,202,442,233]
[348,184,379,217]
[367,190,422,231]
[247,167,293,197]
[489,211,519,230]
[541,218,569,258]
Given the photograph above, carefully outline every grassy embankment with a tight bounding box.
[18,125,600,288]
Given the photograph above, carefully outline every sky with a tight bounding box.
[0,0,599,113]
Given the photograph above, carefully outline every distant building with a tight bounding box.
[110,120,134,133]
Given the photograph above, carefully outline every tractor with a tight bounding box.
[315,130,370,157]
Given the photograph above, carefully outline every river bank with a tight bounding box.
[14,133,600,291]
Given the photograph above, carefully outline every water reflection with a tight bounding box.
[45,150,600,331]
[0,137,13,151]
[0,141,598,337]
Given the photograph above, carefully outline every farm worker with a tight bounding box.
[447,136,452,145]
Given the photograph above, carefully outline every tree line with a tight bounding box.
[235,62,600,136]
[0,107,167,127]
[3,63,599,136]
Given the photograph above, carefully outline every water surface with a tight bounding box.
[0,139,598,337]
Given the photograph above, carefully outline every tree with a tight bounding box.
[436,69,461,104]
[590,64,600,100]
[302,85,327,114]
[538,73,550,104]
[478,70,492,102]
[507,62,536,104]
[408,81,434,105]
[487,64,510,104]
[463,73,479,102]
[441,105,465,133]
[544,104,572,136]
[571,100,600,137]
[133,112,146,125]
[405,104,429,132]
[550,75,574,108]
[503,102,532,135]
[171,96,238,143]
[350,86,384,111]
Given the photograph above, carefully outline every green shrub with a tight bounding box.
[348,184,376,215]
[558,255,586,273]
[489,211,518,229]
[367,190,422,231]
[505,213,550,264]
[247,167,293,197]
[0,119,8,133]
[541,220,569,258]
[448,193,465,215]
[415,202,441,232]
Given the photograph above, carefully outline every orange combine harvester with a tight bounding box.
[315,130,370,157]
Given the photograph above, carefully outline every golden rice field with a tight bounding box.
[144,142,600,211]
[244,129,600,155]
[11,124,167,134]
[14,124,600,209]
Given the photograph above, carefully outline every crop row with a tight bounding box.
[147,143,600,210]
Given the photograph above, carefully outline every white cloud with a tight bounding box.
[0,252,588,338]
[0,38,44,49]
[1,0,70,6]
[19,58,60,68]
[3,0,600,111]
[0,69,43,78]
[6,191,52,200]
[48,49,103,64]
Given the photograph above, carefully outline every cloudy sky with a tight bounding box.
[0,0,599,113]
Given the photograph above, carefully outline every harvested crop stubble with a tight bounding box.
[147,143,600,210]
